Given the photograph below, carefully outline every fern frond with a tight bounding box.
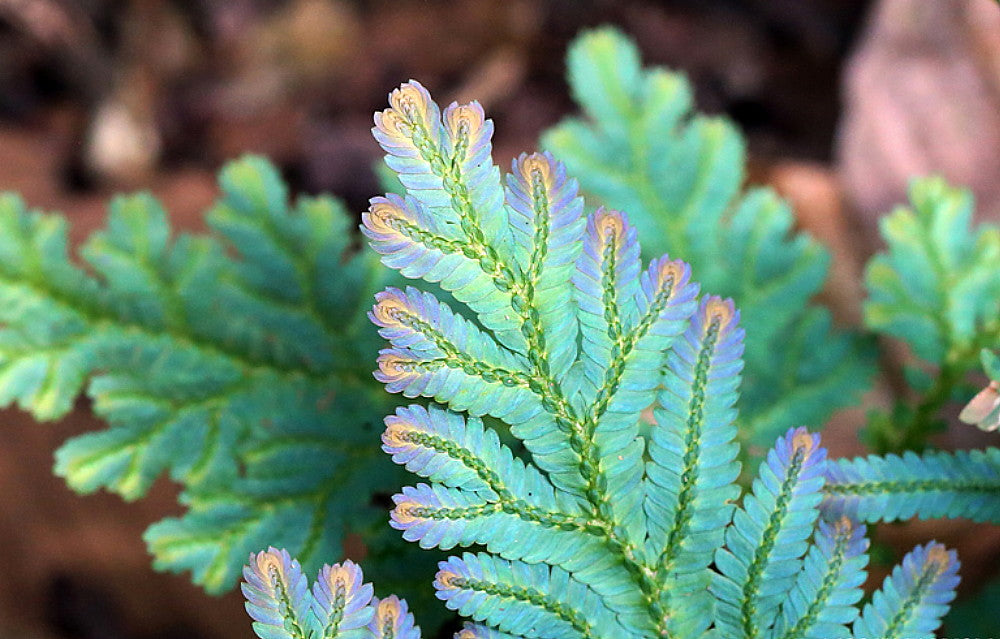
[822,447,1000,523]
[771,517,868,639]
[863,178,1000,451]
[542,27,875,445]
[313,560,376,637]
[243,548,416,639]
[646,296,743,576]
[362,194,523,353]
[852,543,960,639]
[243,548,315,639]
[713,427,826,639]
[865,178,1000,365]
[506,151,585,379]
[577,209,700,545]
[435,553,625,638]
[0,156,403,594]
[371,286,535,417]
[383,405,637,621]
[644,295,742,636]
[367,77,966,639]
[369,596,421,639]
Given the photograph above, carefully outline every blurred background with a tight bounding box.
[0,0,999,637]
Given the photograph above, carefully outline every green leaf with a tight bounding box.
[542,27,875,445]
[0,156,399,594]
[864,177,1000,365]
[367,74,968,639]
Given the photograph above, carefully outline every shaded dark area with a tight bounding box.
[1,0,870,215]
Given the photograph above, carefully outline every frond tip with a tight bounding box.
[243,548,312,639]
[242,548,418,639]
[853,542,960,639]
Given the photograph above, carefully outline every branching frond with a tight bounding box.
[771,517,868,639]
[865,178,1000,365]
[0,156,401,594]
[243,548,416,639]
[542,27,875,445]
[713,428,826,639]
[360,77,968,639]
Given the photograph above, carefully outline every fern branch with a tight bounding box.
[852,543,960,639]
[714,428,826,639]
[822,447,1000,523]
[435,553,622,638]
[772,517,868,639]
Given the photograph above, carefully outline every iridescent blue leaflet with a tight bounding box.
[358,79,973,639]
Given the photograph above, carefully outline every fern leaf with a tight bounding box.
[243,548,419,639]
[383,405,640,621]
[865,177,1000,365]
[313,560,376,638]
[243,548,315,639]
[382,405,569,509]
[370,286,536,418]
[542,27,874,445]
[822,447,1000,523]
[576,208,700,545]
[371,82,520,352]
[646,295,743,571]
[368,596,421,639]
[771,517,868,639]
[713,427,826,639]
[645,296,743,635]
[0,156,402,594]
[852,543,960,639]
[362,193,523,353]
[368,77,966,639]
[435,553,625,638]
[505,152,586,380]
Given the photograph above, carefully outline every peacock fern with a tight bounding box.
[0,157,406,593]
[542,27,876,448]
[238,79,1000,639]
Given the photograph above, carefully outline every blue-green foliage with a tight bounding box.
[243,547,419,639]
[824,447,1000,523]
[297,78,985,639]
[865,179,1000,365]
[0,157,401,592]
[864,178,1000,450]
[853,543,960,639]
[542,27,875,446]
